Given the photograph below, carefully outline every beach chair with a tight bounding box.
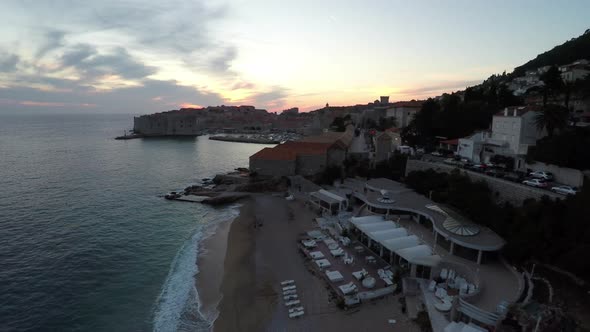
[288,306,304,314]
[288,310,304,319]
[283,294,298,301]
[283,289,297,295]
[285,300,300,307]
[280,280,295,286]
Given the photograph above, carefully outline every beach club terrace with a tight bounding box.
[290,177,522,329]
[342,178,505,265]
[334,178,522,327]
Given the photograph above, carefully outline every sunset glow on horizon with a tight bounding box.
[0,0,589,113]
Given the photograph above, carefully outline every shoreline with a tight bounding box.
[194,215,235,326]
[209,194,420,332]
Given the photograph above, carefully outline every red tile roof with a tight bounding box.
[250,141,332,161]
[250,147,296,161]
[440,138,459,145]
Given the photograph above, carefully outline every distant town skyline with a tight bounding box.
[0,0,589,113]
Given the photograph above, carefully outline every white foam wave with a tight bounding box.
[152,204,241,332]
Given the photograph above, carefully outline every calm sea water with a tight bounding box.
[0,113,269,332]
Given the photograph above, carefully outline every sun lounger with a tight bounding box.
[280,280,295,286]
[310,251,325,259]
[283,294,298,301]
[324,238,337,246]
[282,285,296,291]
[288,310,304,318]
[339,282,358,295]
[315,259,331,269]
[330,248,344,257]
[326,270,344,282]
[288,306,304,314]
[285,300,300,307]
[301,239,317,248]
[283,289,297,295]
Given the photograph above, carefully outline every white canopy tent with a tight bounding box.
[356,222,395,233]
[396,244,440,267]
[382,235,420,252]
[368,228,408,243]
[350,215,385,226]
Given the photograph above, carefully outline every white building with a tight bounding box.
[457,131,490,163]
[457,106,547,170]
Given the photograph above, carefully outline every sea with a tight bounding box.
[0,113,270,332]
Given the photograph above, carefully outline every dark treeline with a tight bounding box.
[402,80,523,148]
[513,29,590,77]
[405,169,590,280]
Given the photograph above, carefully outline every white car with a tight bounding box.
[551,185,578,196]
[529,171,554,181]
[522,179,548,188]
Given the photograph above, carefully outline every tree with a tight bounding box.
[534,104,569,137]
[540,66,564,107]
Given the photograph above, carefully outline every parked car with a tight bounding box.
[550,185,578,196]
[469,164,487,172]
[529,171,554,181]
[443,158,460,166]
[431,151,443,157]
[522,179,548,188]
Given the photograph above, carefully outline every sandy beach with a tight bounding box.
[210,194,420,332]
[194,216,234,324]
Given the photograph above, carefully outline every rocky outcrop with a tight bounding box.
[201,193,250,205]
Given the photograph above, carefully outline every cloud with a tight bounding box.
[231,81,256,90]
[206,46,238,73]
[0,78,225,113]
[35,29,65,59]
[0,53,19,72]
[242,87,289,111]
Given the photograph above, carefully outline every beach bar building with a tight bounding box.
[309,189,348,215]
[344,178,505,265]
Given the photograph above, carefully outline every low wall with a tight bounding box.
[405,160,562,206]
[525,161,585,187]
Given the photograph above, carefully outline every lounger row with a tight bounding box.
[280,280,305,319]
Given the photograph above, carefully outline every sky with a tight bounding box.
[0,0,589,114]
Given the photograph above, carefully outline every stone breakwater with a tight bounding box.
[209,136,280,144]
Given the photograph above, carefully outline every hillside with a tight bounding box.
[513,29,590,76]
